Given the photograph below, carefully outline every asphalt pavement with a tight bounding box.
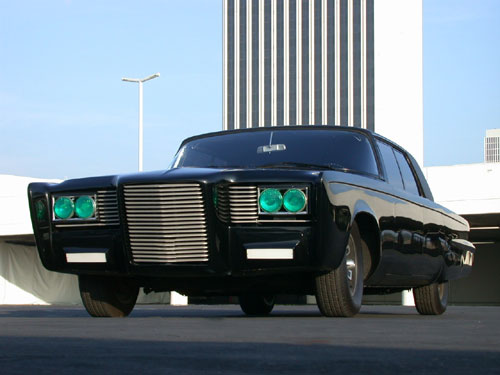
[0,304,499,374]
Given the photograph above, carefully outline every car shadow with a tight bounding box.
[0,304,423,319]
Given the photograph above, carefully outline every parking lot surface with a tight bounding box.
[0,304,499,374]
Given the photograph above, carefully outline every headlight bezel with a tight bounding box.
[258,185,309,215]
[52,193,98,222]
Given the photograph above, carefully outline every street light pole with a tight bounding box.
[122,73,187,307]
[138,80,143,172]
[122,73,160,172]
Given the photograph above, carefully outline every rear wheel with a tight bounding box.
[239,294,276,316]
[413,282,448,315]
[79,275,139,317]
[315,222,364,317]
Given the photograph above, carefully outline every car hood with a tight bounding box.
[46,167,324,192]
[117,167,323,186]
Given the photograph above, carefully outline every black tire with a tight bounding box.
[79,275,139,317]
[315,222,364,317]
[239,294,276,316]
[413,282,448,315]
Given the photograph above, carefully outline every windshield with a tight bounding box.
[171,129,379,176]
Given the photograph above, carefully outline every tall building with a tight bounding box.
[223,0,374,130]
[223,0,424,165]
[484,129,500,163]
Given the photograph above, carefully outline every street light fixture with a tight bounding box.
[122,73,160,172]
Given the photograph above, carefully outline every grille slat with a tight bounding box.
[133,251,207,256]
[133,257,207,263]
[133,253,208,258]
[97,190,119,225]
[132,252,208,258]
[125,210,204,215]
[125,190,202,195]
[124,195,203,200]
[125,183,209,264]
[129,226,207,231]
[130,238,206,244]
[131,242,208,248]
[125,203,204,209]
[127,217,204,222]
[129,232,207,238]
[215,185,259,223]
[125,205,204,210]
[215,184,230,222]
[230,186,258,223]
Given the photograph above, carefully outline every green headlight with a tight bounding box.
[54,197,74,219]
[35,200,47,222]
[283,189,307,213]
[75,195,96,219]
[259,188,283,213]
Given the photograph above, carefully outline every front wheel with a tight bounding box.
[239,294,276,316]
[413,282,448,315]
[315,222,364,317]
[79,275,139,317]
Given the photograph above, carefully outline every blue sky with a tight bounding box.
[423,0,500,167]
[0,0,498,179]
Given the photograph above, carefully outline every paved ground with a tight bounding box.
[0,304,499,374]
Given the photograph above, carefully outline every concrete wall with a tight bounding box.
[425,163,500,306]
[425,163,500,215]
[0,240,171,305]
[449,243,500,305]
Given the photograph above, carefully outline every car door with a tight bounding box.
[375,140,435,285]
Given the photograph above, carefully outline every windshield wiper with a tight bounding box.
[182,165,242,169]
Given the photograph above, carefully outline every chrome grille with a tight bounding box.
[216,185,259,224]
[229,186,259,223]
[124,183,209,263]
[215,185,230,222]
[97,190,119,225]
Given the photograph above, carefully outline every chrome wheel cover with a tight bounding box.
[345,235,358,296]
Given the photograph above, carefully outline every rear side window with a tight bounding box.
[377,141,404,190]
[394,150,421,196]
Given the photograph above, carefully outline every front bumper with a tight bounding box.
[28,171,349,290]
[40,223,317,279]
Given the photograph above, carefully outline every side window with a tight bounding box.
[394,150,421,196]
[376,140,404,190]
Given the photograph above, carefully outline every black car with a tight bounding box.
[28,126,475,317]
